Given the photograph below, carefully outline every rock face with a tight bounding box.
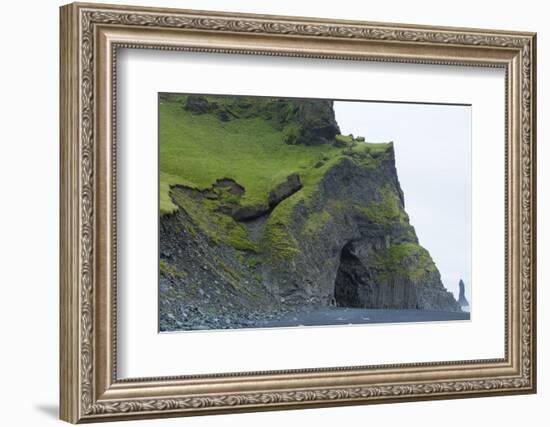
[285,100,340,145]
[262,151,460,311]
[182,94,340,145]
[458,279,469,307]
[268,173,302,208]
[159,208,281,331]
[159,95,461,331]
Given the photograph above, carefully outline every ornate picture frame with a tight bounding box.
[60,2,536,423]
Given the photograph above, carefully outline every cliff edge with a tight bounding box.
[158,95,461,330]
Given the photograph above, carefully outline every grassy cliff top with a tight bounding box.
[159,94,392,215]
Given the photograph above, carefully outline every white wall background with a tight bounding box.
[0,0,545,426]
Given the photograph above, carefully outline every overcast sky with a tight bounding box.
[334,101,471,303]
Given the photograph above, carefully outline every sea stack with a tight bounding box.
[458,279,469,308]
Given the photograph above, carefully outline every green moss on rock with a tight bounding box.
[160,259,187,280]
[170,186,259,253]
[304,210,332,236]
[263,221,301,261]
[357,185,408,225]
[375,242,437,282]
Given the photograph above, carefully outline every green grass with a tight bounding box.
[160,94,393,257]
[160,97,344,213]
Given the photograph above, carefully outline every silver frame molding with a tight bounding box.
[60,2,537,423]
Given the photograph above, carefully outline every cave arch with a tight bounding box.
[334,242,373,308]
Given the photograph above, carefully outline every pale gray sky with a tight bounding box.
[334,101,471,304]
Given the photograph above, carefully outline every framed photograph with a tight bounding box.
[60,2,537,423]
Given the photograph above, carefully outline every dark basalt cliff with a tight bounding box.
[159,95,461,331]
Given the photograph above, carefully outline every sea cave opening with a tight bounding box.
[334,242,365,308]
